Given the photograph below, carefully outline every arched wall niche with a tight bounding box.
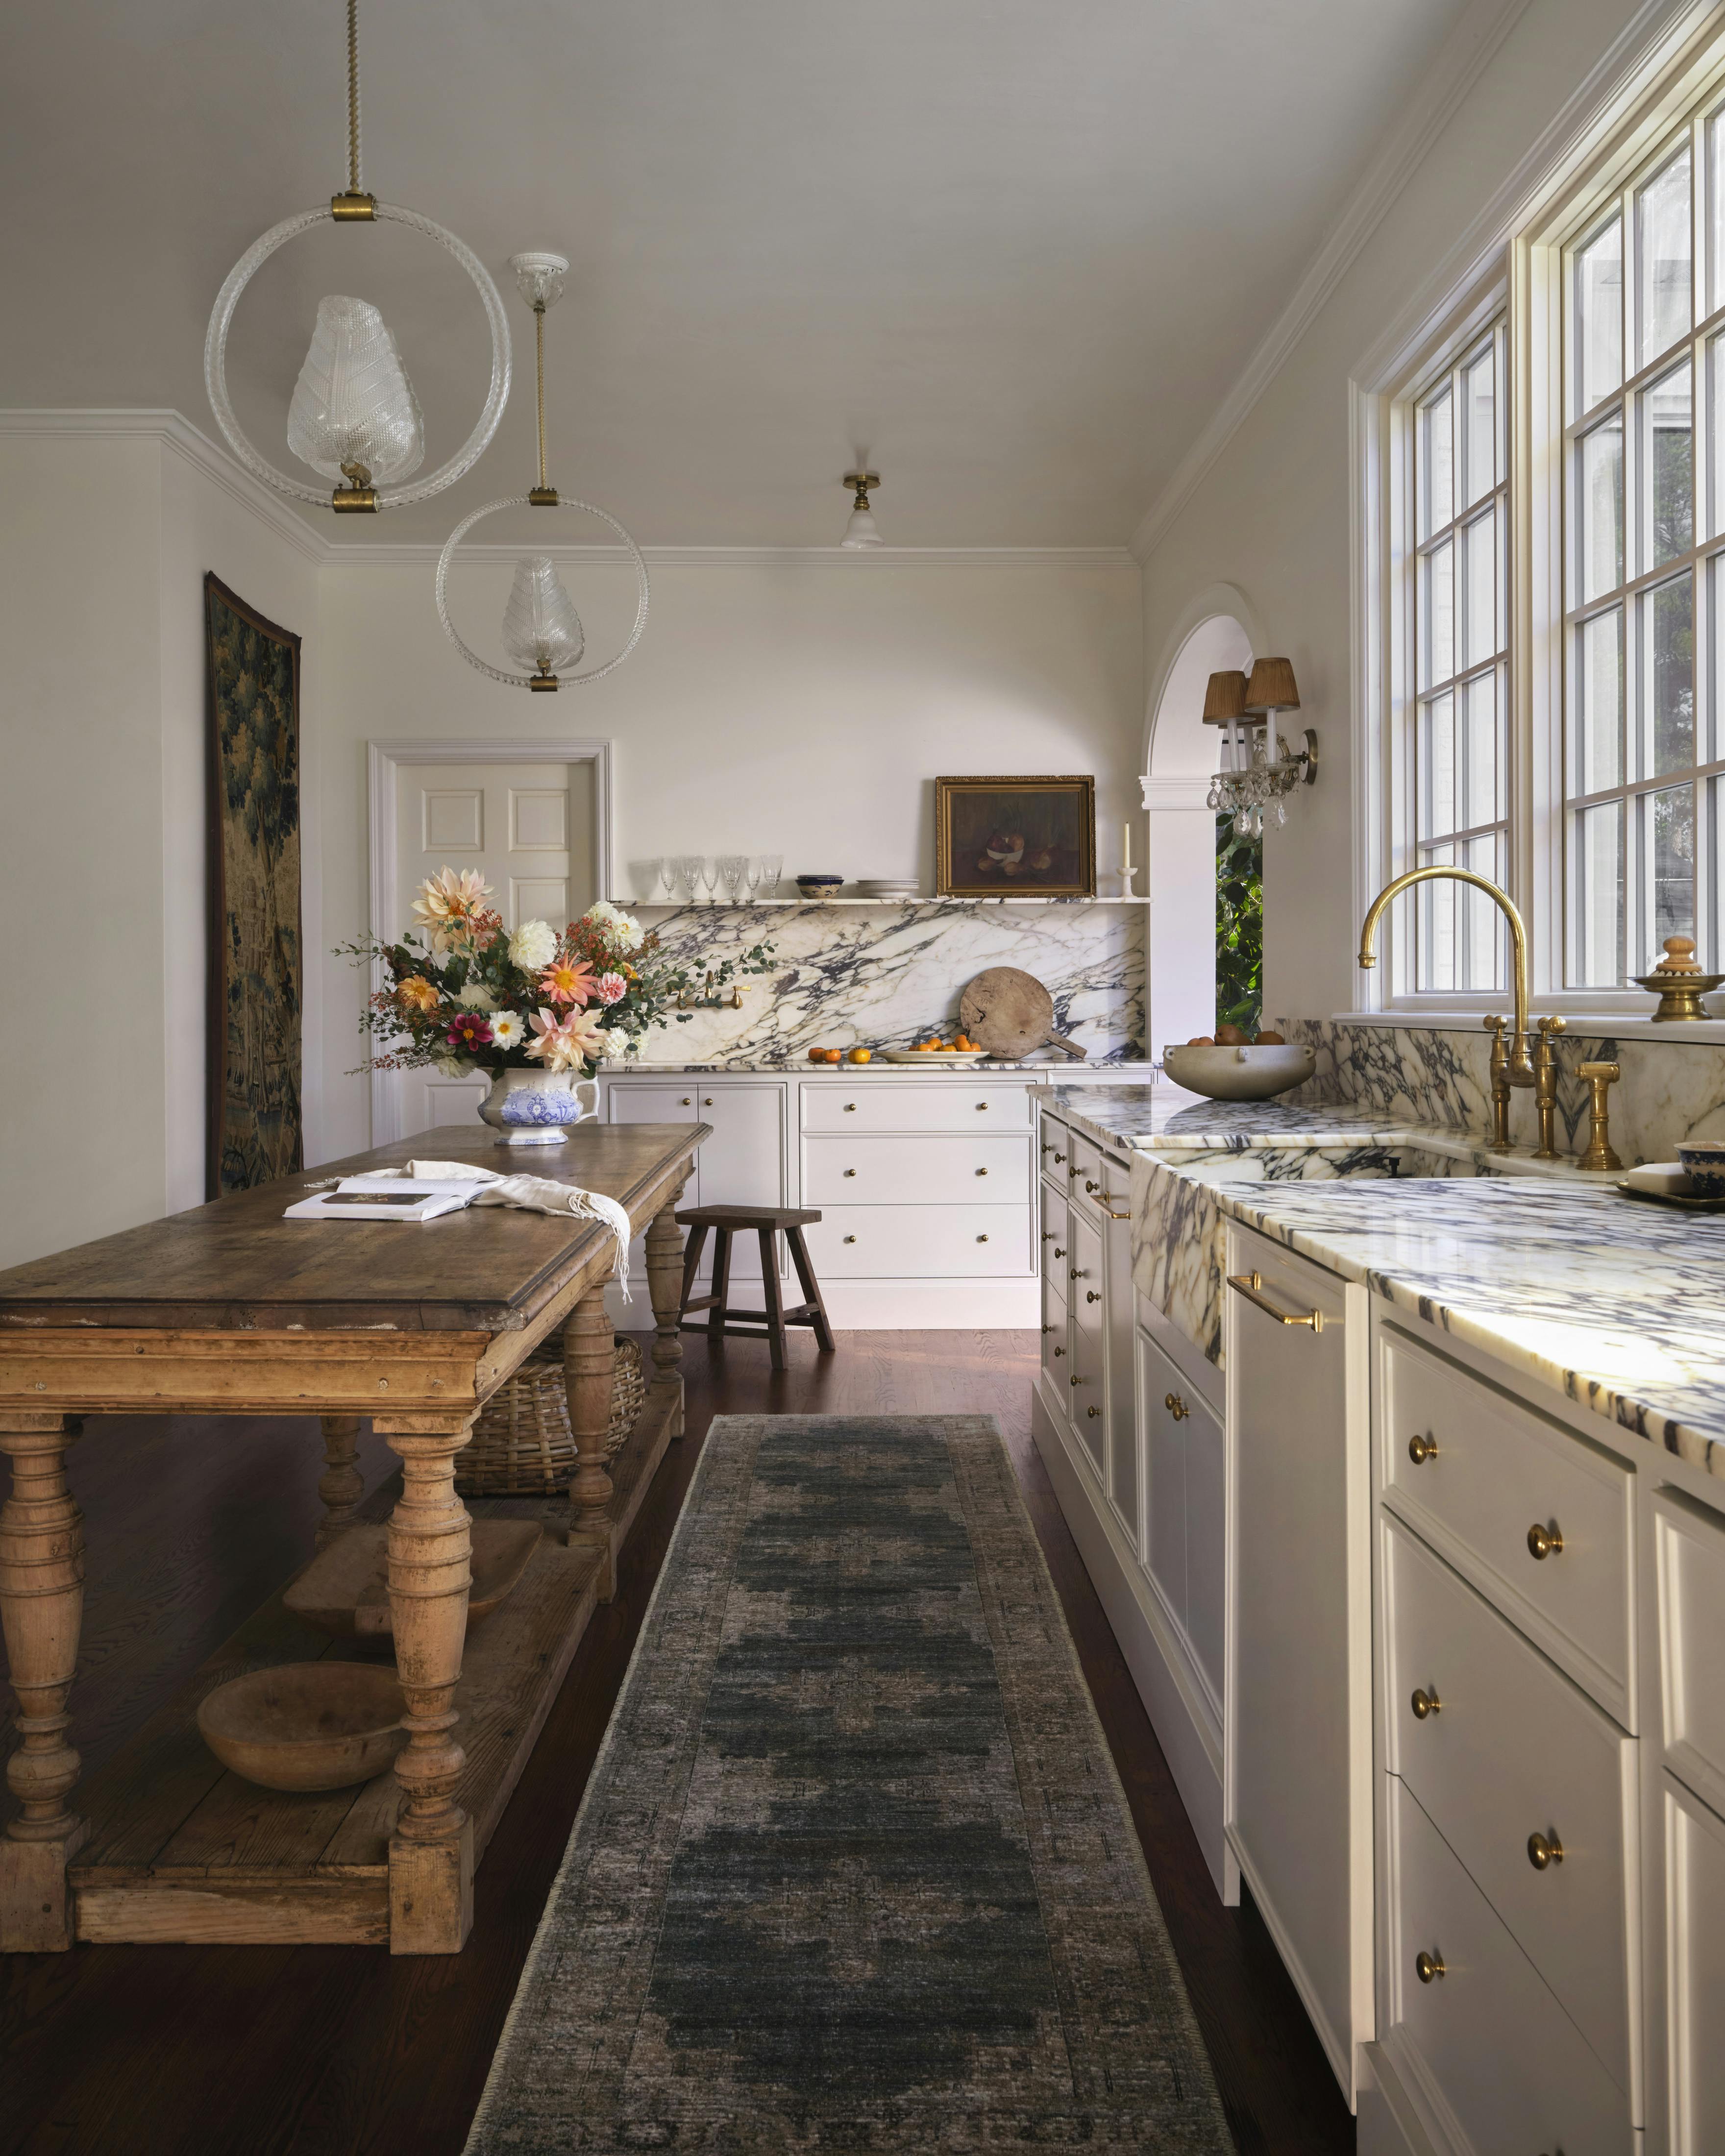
[1140,585,1261,1055]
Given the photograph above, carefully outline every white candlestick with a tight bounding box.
[1122,821,1133,875]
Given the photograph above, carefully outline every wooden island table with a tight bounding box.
[0,1119,704,1956]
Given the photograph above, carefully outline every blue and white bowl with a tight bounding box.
[795,874,845,901]
[1677,1141,1725,1198]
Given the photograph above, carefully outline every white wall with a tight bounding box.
[1137,0,1649,1024]
[312,553,1143,1158]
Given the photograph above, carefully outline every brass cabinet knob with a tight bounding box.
[976,1101,988,1111]
[1415,1949,1445,1984]
[1070,1374,1086,1387]
[1408,1432,1438,1465]
[843,1168,857,1178]
[1086,1290,1101,1304]
[976,1167,988,1176]
[1087,1405,1100,1419]
[1528,1830,1564,1871]
[1054,1246,1066,1259]
[1040,1141,1054,1154]
[703,1096,715,1105]
[844,1102,857,1111]
[1084,1178,1098,1193]
[1053,1346,1065,1357]
[1411,1687,1441,1720]
[1070,1267,1087,1280]
[1164,1393,1189,1421]
[680,1096,693,1105]
[1041,1323,1051,1334]
[1054,1151,1066,1164]
[976,1234,989,1243]
[843,1234,857,1244]
[1527,1521,1563,1561]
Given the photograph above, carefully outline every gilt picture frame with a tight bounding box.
[205,573,304,1198]
[934,775,1096,898]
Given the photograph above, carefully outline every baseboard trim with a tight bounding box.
[1030,1379,1228,1894]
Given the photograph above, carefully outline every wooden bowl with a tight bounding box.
[197,1663,408,1792]
[1160,1042,1316,1102]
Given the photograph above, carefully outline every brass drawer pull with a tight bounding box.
[1408,1432,1438,1465]
[844,1102,857,1111]
[1053,1346,1065,1357]
[1527,1521,1563,1561]
[1086,1290,1100,1304]
[1070,1267,1087,1280]
[1164,1392,1189,1421]
[843,1168,857,1178]
[703,1096,714,1105]
[1084,1178,1098,1193]
[1528,1830,1564,1871]
[1053,1151,1066,1164]
[1053,1246,1066,1259]
[1415,1949,1445,1984]
[1070,1374,1087,1387]
[1087,1405,1100,1419]
[976,1101,988,1110]
[1042,1229,1057,1242]
[975,1166,988,1176]
[1411,1687,1441,1720]
[1227,1270,1324,1332]
[681,1096,693,1105]
[1041,1323,1052,1334]
[976,1234,989,1243]
[843,1234,857,1244]
[1040,1141,1056,1154]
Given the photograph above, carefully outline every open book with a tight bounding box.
[282,1179,485,1224]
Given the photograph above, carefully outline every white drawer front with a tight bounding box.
[1070,1152,1130,1222]
[1040,1126,1077,1180]
[1655,1489,1725,1818]
[803,1133,1030,1206]
[800,1204,1029,1278]
[802,1081,1030,1132]
[1383,1514,1637,2094]
[1040,1272,1069,1386]
[1664,1773,1725,2156]
[1385,1777,1633,2156]
[1069,1298,1106,1473]
[1067,1213,1104,1339]
[1063,1134,1102,1202]
[1040,1179,1068,1249]
[1381,1325,1634,1719]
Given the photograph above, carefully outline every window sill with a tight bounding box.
[1329,1008,1725,1044]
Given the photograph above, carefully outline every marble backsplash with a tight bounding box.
[624,901,1146,1067]
[1277,1016,1725,1165]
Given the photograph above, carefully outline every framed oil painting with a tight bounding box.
[205,573,304,1199]
[934,775,1096,898]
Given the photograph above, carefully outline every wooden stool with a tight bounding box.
[675,1205,836,1372]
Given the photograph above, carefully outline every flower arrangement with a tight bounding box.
[339,870,775,1079]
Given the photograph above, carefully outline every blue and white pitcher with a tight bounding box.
[478,1067,600,1146]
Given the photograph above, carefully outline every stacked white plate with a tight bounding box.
[856,880,920,898]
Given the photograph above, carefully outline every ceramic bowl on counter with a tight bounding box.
[795,874,845,900]
[1160,1041,1317,1102]
[1676,1140,1725,1198]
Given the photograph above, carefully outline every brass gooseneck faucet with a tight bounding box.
[1357,867,1537,1151]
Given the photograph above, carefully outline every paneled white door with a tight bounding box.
[390,760,595,1141]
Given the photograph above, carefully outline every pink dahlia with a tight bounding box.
[594,972,628,1005]
[445,1011,494,1053]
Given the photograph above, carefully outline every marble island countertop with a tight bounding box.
[1032,1082,1725,1480]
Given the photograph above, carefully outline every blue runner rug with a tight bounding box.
[467,1414,1233,2153]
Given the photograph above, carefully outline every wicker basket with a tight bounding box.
[457,1334,646,1498]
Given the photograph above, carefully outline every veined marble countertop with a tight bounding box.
[1211,1175,1725,1480]
[1032,1082,1725,1479]
[613,1061,1159,1078]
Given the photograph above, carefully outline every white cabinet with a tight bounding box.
[1136,1325,1225,1716]
[1662,1773,1725,2155]
[604,1077,789,1287]
[1225,1223,1374,2104]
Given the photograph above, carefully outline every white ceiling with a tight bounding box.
[2,0,1471,546]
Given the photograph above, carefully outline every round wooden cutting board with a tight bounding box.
[959,967,1086,1060]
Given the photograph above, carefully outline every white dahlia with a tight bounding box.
[488,1010,526,1049]
[508,918,559,972]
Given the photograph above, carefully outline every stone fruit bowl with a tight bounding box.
[1161,1042,1317,1102]
[197,1663,409,1792]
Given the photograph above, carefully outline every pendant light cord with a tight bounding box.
[346,0,363,194]
[536,307,548,489]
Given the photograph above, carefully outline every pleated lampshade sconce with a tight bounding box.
[204,0,511,514]
[1205,660,1317,835]
[436,253,649,691]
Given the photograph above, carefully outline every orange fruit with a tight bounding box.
[808,1047,826,1062]
[848,1047,872,1064]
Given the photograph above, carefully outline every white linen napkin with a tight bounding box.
[346,1158,633,1300]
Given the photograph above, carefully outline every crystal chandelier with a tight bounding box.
[1204,660,1318,835]
[435,253,649,690]
[203,0,511,513]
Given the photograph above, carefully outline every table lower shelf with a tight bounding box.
[61,1376,682,1949]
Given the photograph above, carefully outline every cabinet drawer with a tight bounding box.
[1040,1273,1069,1386]
[803,1082,1030,1132]
[1381,1325,1634,1718]
[1655,1489,1725,1818]
[1383,1513,1637,2094]
[1069,1300,1106,1474]
[1040,1179,1068,1250]
[1063,1134,1102,1202]
[1385,1777,1633,2156]
[800,1204,1029,1277]
[803,1133,1030,1206]
[1067,1213,1104,1338]
[1070,1151,1130,1221]
[1039,1126,1077,1179]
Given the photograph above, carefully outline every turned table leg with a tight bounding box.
[564,1286,617,1595]
[646,1192,687,1436]
[0,1414,89,1951]
[377,1413,474,1955]
[316,1414,364,1549]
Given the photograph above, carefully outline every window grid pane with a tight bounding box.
[1412,321,1509,993]
[1564,110,1725,985]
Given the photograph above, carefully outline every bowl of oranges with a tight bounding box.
[881,1033,987,1064]
[1160,1026,1314,1102]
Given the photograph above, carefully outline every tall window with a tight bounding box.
[1410,323,1510,991]
[1565,120,1725,982]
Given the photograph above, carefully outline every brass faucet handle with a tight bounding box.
[1537,1014,1567,1035]
[1577,1061,1623,1174]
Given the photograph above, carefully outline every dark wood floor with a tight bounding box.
[0,1332,1353,2156]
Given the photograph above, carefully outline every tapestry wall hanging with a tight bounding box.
[205,573,304,1198]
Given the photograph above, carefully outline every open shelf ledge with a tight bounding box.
[616,895,1151,907]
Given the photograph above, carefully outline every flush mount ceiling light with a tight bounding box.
[840,471,883,548]
[435,253,649,691]
[203,0,511,513]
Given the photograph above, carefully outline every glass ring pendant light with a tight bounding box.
[203,0,511,513]
[435,253,649,690]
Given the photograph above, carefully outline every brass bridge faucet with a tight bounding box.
[1357,867,1537,1154]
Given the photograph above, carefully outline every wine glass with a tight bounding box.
[743,858,763,900]
[676,855,703,904]
[657,857,678,901]
[719,854,748,903]
[700,858,719,905]
[760,854,783,899]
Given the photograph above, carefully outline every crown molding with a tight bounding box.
[0,407,327,564]
[337,541,1140,571]
[1128,0,1535,566]
[1140,775,1216,811]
